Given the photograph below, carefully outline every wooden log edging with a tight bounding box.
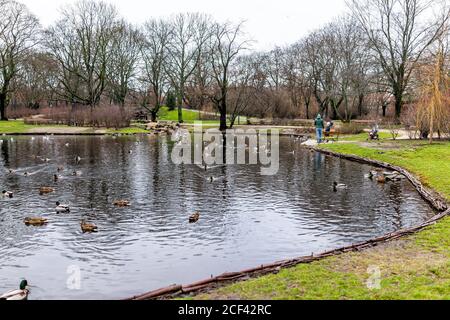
[125,146,449,300]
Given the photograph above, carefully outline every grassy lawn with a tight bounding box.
[340,132,392,142]
[157,106,248,127]
[0,120,149,134]
[158,106,203,123]
[190,140,450,300]
[0,120,44,133]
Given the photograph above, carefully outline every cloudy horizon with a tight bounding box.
[19,0,349,50]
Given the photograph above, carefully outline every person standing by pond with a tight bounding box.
[314,114,324,144]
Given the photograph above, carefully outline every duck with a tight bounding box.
[23,172,29,177]
[189,212,200,223]
[72,171,82,176]
[39,187,55,195]
[333,182,347,192]
[53,174,60,182]
[57,166,64,172]
[376,175,386,184]
[81,220,98,233]
[55,201,70,213]
[24,217,48,226]
[2,190,13,198]
[0,280,29,300]
[75,156,81,164]
[113,200,130,207]
[366,171,377,180]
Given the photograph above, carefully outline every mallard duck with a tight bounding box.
[54,174,60,182]
[75,156,81,164]
[81,220,98,233]
[39,187,54,195]
[57,166,64,172]
[376,175,386,183]
[0,280,29,300]
[333,182,347,192]
[113,200,130,207]
[55,202,70,213]
[2,190,13,198]
[24,217,48,226]
[366,171,377,180]
[189,212,200,223]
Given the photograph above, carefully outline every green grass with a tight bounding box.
[0,120,149,134]
[0,120,42,133]
[189,140,450,300]
[106,127,149,134]
[158,107,204,123]
[340,132,392,142]
[157,106,249,127]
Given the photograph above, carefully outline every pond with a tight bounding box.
[0,135,435,299]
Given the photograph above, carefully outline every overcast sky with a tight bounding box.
[19,0,348,50]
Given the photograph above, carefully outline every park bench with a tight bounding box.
[324,128,339,143]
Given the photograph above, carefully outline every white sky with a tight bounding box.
[19,0,348,50]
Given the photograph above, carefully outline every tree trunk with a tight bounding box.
[358,94,364,117]
[0,94,8,121]
[151,111,157,122]
[394,92,402,124]
[382,103,387,117]
[219,99,227,132]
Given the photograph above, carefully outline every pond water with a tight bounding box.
[0,135,435,299]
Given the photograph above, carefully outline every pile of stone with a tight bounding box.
[146,121,179,135]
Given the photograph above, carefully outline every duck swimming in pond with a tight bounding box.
[81,220,98,233]
[333,182,347,192]
[189,212,200,223]
[113,200,130,207]
[24,217,48,226]
[55,202,70,213]
[0,280,29,300]
[39,187,54,195]
[2,190,13,198]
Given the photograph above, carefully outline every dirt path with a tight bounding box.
[27,127,107,134]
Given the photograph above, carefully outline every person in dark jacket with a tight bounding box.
[314,114,324,144]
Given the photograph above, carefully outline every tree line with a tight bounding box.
[0,0,449,131]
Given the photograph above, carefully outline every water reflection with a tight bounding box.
[0,135,435,299]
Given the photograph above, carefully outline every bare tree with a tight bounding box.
[165,13,211,123]
[13,51,58,108]
[45,0,118,107]
[209,21,251,131]
[107,20,142,106]
[140,19,172,121]
[0,0,40,120]
[349,0,450,122]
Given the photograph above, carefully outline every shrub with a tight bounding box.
[6,105,40,119]
[38,104,134,128]
[166,91,176,111]
[338,122,365,134]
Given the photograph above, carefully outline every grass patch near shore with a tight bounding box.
[0,120,41,133]
[188,140,450,300]
[107,127,149,134]
[339,132,392,142]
